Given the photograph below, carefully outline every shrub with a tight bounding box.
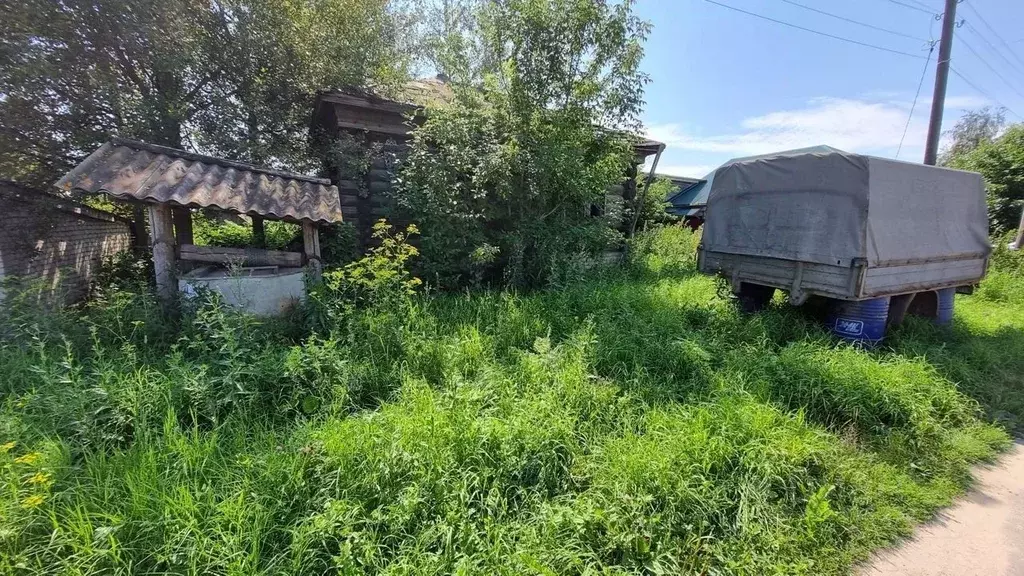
[192,211,300,250]
[305,220,422,332]
[394,0,650,289]
[976,233,1024,304]
[628,224,701,276]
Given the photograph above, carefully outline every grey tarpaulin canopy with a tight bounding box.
[702,147,990,268]
[668,146,842,218]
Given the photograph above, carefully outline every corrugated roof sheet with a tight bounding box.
[55,139,343,224]
[2,180,129,224]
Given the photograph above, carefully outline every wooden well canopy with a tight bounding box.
[56,138,342,301]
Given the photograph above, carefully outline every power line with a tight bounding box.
[956,37,1024,103]
[949,65,1023,119]
[958,2,1024,72]
[905,0,939,13]
[779,0,928,42]
[961,2,1024,71]
[961,21,1024,78]
[885,0,938,16]
[703,0,930,60]
[897,42,936,159]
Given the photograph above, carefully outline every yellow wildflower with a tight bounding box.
[13,452,40,465]
[21,494,45,509]
[0,441,14,454]
[27,472,51,486]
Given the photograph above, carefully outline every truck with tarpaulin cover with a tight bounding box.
[696,146,991,343]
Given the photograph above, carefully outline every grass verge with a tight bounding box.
[0,226,1020,574]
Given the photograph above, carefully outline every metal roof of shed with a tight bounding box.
[55,139,343,224]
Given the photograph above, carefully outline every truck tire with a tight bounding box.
[736,283,775,313]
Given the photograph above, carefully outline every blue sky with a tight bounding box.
[636,0,1024,178]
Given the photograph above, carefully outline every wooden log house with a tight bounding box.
[311,77,665,243]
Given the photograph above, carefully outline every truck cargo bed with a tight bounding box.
[696,147,990,302]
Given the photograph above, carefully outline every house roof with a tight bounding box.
[314,79,664,156]
[55,139,343,224]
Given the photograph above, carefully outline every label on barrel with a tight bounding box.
[834,318,864,336]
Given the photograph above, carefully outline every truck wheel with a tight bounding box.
[887,293,915,327]
[736,283,775,313]
[907,290,938,319]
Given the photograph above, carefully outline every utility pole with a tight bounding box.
[923,0,958,166]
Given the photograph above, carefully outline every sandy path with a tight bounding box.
[859,441,1024,576]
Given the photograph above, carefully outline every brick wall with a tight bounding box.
[0,181,131,305]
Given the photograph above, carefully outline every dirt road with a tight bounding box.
[859,441,1024,576]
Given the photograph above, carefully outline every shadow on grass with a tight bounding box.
[887,316,1024,435]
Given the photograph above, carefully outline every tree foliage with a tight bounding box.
[0,0,415,186]
[943,109,1024,234]
[394,0,650,289]
[940,107,1006,165]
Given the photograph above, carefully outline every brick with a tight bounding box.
[1,182,131,305]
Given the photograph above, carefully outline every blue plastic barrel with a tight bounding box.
[935,287,956,326]
[827,297,890,345]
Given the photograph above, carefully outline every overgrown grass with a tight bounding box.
[1,226,1021,574]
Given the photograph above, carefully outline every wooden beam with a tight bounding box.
[336,120,411,136]
[320,92,416,114]
[1012,204,1024,250]
[178,244,303,268]
[148,204,176,305]
[302,221,322,281]
[252,216,266,248]
[172,207,194,245]
[132,205,149,247]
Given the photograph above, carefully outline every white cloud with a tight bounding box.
[645,94,989,160]
[654,164,717,178]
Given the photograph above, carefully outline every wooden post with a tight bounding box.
[252,216,266,248]
[149,204,177,305]
[1011,204,1024,251]
[172,207,194,245]
[302,221,322,281]
[132,205,149,247]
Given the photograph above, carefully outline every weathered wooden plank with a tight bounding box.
[321,92,415,114]
[340,194,359,206]
[337,119,410,136]
[149,204,176,305]
[335,179,361,190]
[369,181,391,194]
[368,169,393,182]
[178,244,302,268]
[302,222,322,281]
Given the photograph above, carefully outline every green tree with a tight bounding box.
[940,107,1006,164]
[943,109,1024,234]
[395,0,650,288]
[0,0,414,187]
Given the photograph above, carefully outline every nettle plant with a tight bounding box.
[306,219,422,332]
[394,0,650,289]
